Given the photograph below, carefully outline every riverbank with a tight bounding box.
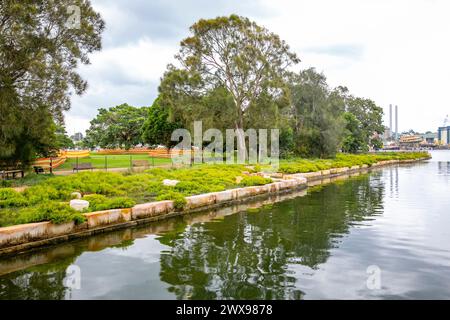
[0,152,430,256]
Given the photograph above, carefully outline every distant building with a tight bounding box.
[421,132,437,144]
[438,126,450,145]
[399,135,423,148]
[383,126,392,142]
[71,132,84,142]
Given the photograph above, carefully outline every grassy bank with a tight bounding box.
[0,152,429,227]
[279,152,429,174]
[0,165,269,227]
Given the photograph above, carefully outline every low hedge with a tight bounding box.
[279,152,429,174]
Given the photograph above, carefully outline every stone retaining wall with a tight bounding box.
[0,157,429,256]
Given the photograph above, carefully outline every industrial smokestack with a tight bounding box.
[389,104,393,138]
[395,105,398,140]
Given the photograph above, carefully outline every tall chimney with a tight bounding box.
[389,104,393,138]
[395,105,398,140]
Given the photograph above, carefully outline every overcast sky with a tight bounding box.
[65,0,450,135]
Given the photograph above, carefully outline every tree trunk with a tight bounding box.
[235,108,246,163]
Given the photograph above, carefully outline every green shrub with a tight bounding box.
[156,191,187,210]
[279,152,429,174]
[239,176,272,187]
[82,194,136,211]
[16,202,86,225]
[0,188,29,208]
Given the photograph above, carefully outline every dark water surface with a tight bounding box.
[1,151,450,299]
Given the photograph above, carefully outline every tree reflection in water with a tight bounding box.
[157,173,384,299]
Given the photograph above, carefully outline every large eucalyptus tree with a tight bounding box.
[160,15,299,156]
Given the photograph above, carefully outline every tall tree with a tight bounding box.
[142,98,181,147]
[289,68,346,158]
[345,97,384,150]
[161,15,299,156]
[84,104,148,150]
[341,112,366,153]
[0,0,104,165]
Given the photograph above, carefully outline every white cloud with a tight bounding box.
[67,0,450,134]
[257,0,450,132]
[65,38,177,135]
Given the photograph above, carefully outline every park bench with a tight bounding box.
[0,168,24,180]
[72,162,94,172]
[132,160,150,168]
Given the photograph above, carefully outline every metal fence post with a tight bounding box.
[50,157,53,174]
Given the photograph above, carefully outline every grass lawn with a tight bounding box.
[56,153,172,171]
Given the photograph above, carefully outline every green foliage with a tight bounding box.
[279,152,429,174]
[239,176,272,187]
[16,202,86,225]
[55,125,75,150]
[341,112,366,153]
[0,202,86,227]
[142,98,181,147]
[0,0,104,165]
[159,14,299,155]
[84,104,148,149]
[0,164,268,226]
[288,69,346,158]
[345,97,384,151]
[5,173,54,188]
[0,189,28,208]
[82,194,136,211]
[156,191,187,210]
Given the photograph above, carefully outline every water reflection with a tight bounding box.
[157,174,384,299]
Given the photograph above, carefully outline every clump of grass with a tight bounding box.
[0,188,29,208]
[82,194,136,212]
[239,176,272,187]
[0,202,86,227]
[156,191,187,210]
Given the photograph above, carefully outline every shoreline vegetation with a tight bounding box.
[0,152,429,229]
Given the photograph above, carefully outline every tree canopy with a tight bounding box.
[0,0,104,165]
[141,98,181,147]
[160,15,299,155]
[84,104,148,150]
[288,68,346,158]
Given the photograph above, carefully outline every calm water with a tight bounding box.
[1,151,450,300]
